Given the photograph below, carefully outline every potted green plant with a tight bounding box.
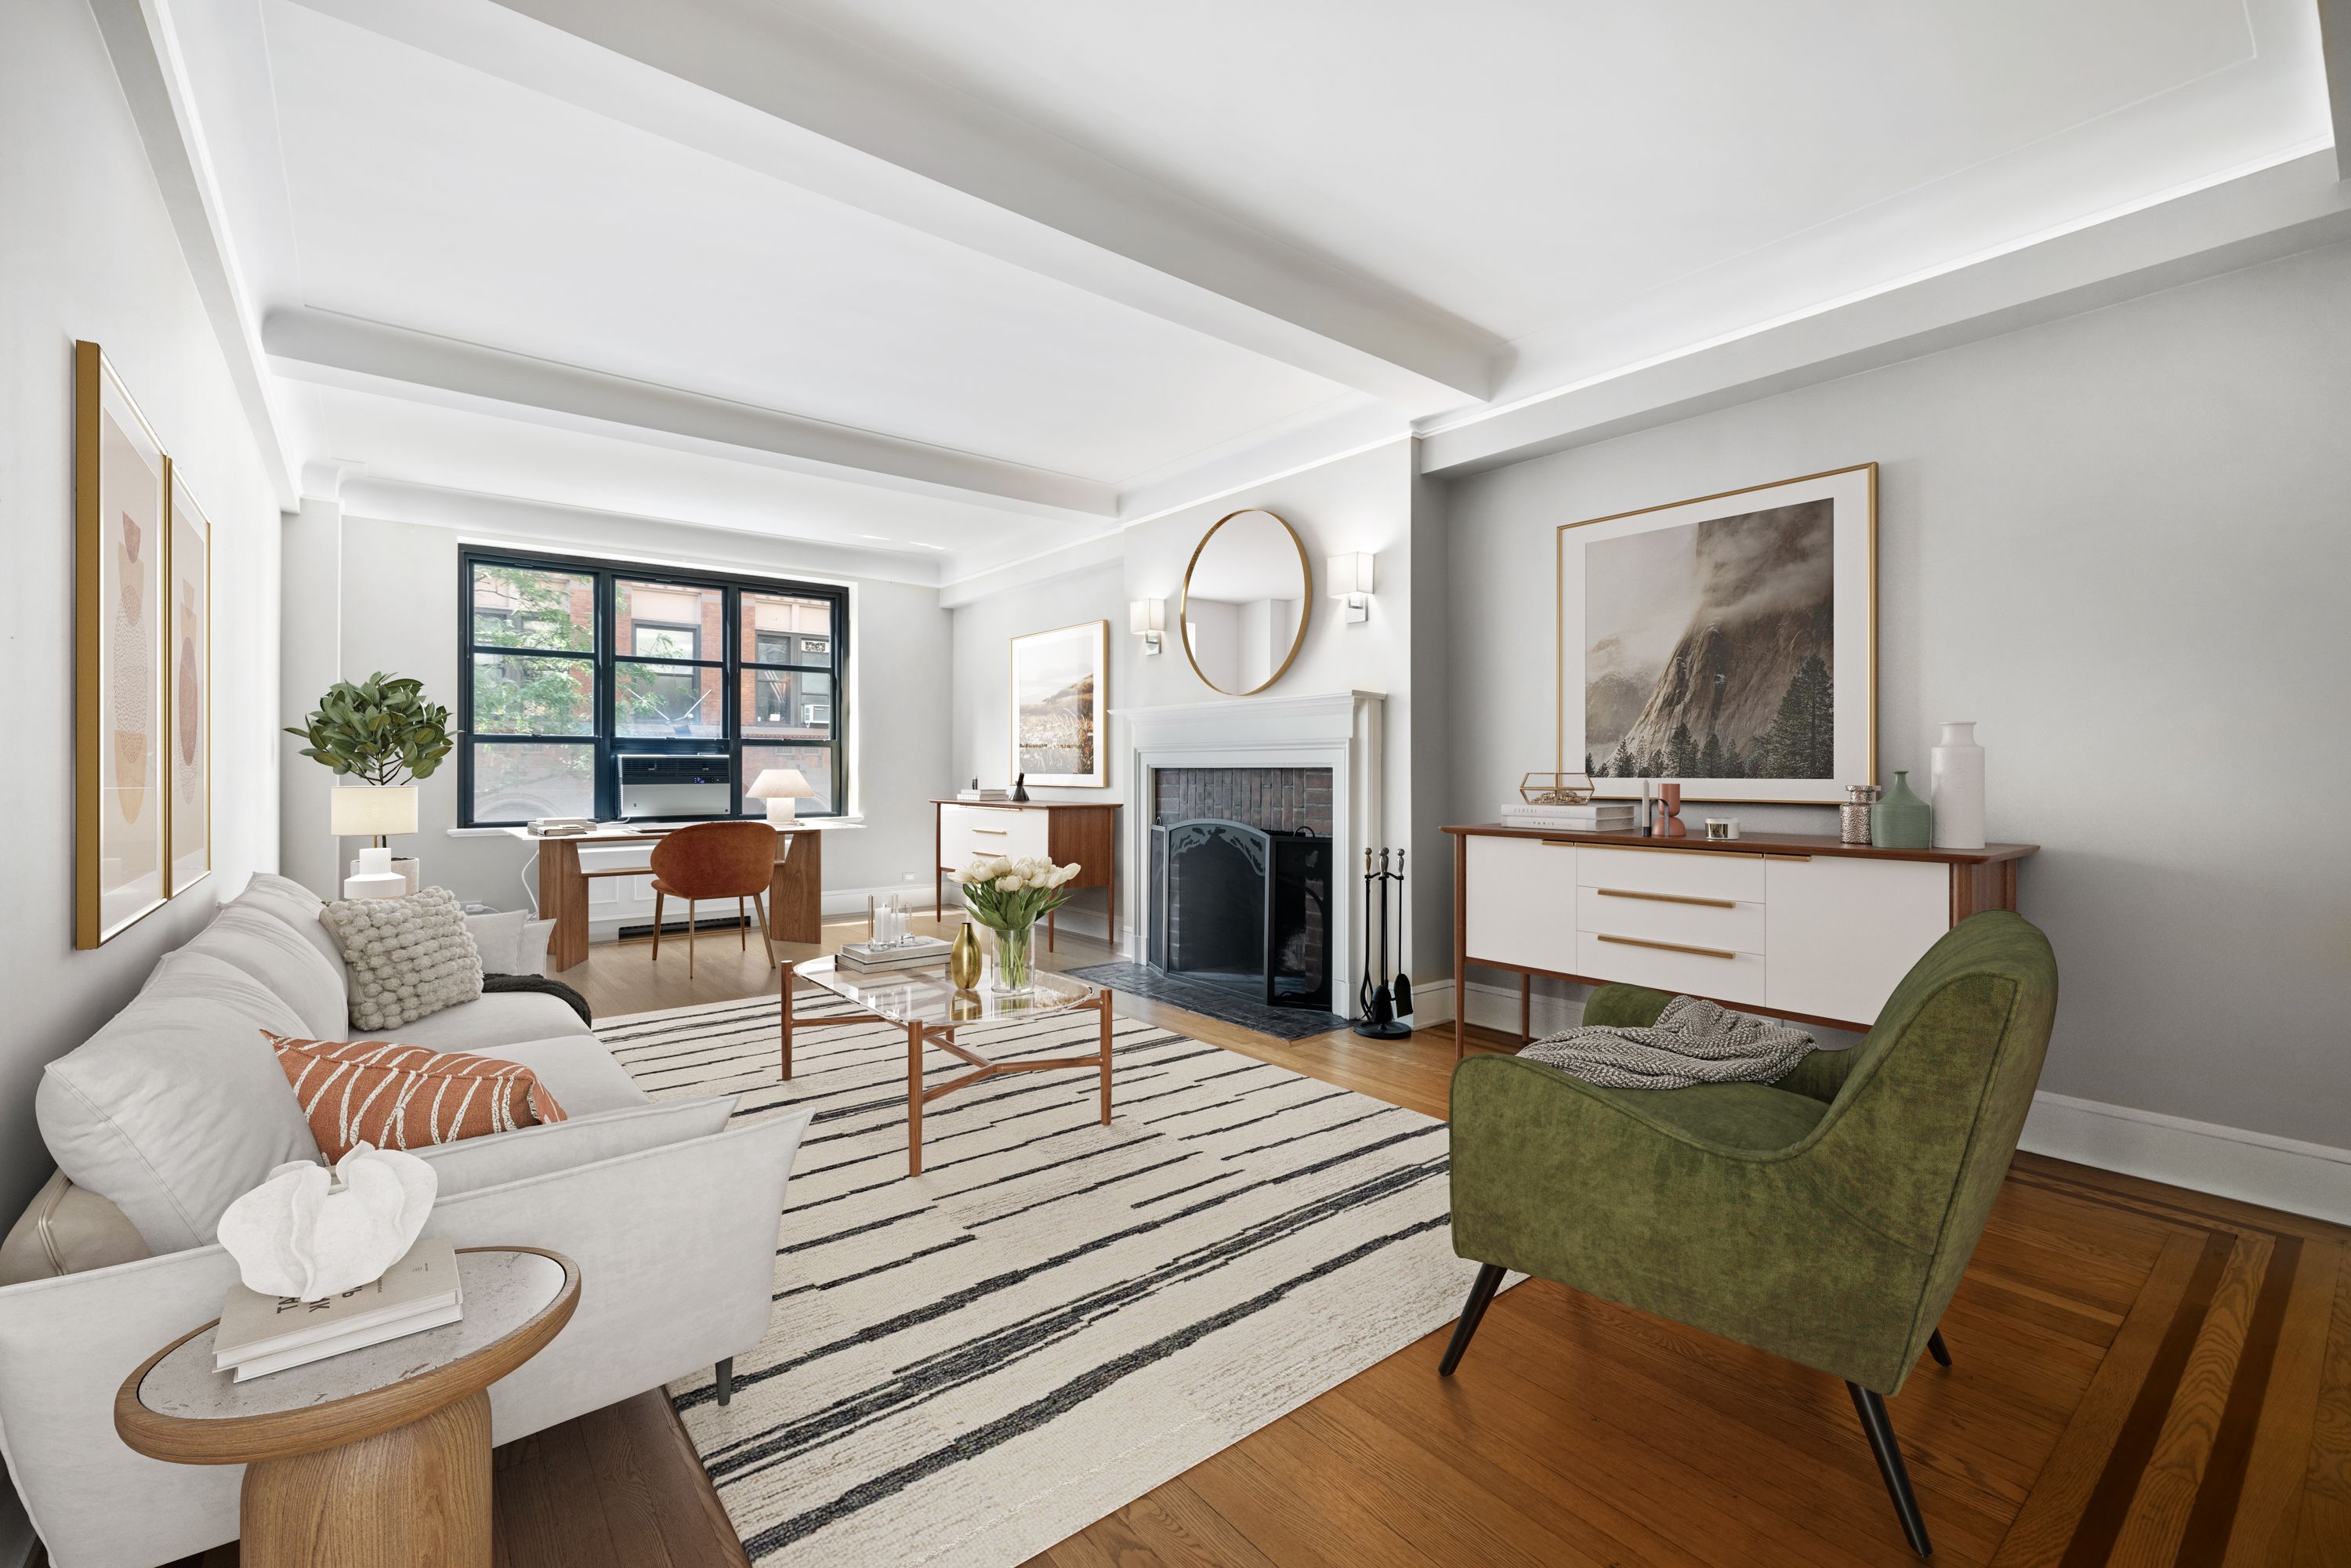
[286,673,453,891]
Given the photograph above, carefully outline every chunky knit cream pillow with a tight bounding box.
[318,886,484,1031]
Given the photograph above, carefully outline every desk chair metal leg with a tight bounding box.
[1848,1383,1933,1559]
[688,900,697,978]
[1927,1328,1951,1368]
[1438,1262,1507,1376]
[737,896,748,951]
[652,890,665,960]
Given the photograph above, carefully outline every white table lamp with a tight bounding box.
[748,768,815,823]
[330,784,418,848]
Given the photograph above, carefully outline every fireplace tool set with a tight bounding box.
[1353,848,1415,1040]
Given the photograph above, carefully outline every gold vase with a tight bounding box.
[947,922,984,990]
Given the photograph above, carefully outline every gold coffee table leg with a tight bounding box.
[239,1389,492,1568]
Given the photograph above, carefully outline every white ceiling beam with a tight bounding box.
[285,0,1505,415]
[1419,150,2351,475]
[263,307,1119,520]
[2324,0,2351,182]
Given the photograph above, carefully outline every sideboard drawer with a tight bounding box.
[941,805,1049,864]
[1576,845,1766,904]
[1465,835,1577,973]
[1575,931,1767,1007]
[1576,885,1765,954]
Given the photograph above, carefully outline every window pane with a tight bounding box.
[742,590,834,666]
[743,743,834,815]
[472,653,594,734]
[615,661,722,738]
[472,742,593,823]
[471,563,593,652]
[741,669,833,741]
[618,580,721,662]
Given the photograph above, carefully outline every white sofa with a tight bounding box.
[0,874,808,1568]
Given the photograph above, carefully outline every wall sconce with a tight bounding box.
[1326,553,1375,624]
[1128,598,1166,655]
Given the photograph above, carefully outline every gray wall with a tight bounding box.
[1444,236,2351,1149]
[299,512,952,914]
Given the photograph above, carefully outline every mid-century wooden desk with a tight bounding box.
[503,824,824,972]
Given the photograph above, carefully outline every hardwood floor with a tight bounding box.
[161,918,2350,1567]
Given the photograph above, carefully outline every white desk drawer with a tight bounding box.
[1576,885,1764,954]
[1576,931,1767,1007]
[940,805,1048,864]
[1576,845,1765,903]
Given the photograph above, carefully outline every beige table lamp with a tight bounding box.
[331,784,419,898]
[747,768,815,823]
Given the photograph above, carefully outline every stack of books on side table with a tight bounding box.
[1500,800,1641,832]
[837,935,954,973]
[213,1237,463,1381]
[956,788,1011,802]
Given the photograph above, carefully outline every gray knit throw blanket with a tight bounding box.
[1519,994,1813,1090]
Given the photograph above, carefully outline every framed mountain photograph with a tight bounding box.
[1009,620,1108,788]
[1559,464,1875,804]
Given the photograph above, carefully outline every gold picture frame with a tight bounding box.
[1557,463,1876,805]
[166,464,212,898]
[1009,619,1109,788]
[75,341,172,947]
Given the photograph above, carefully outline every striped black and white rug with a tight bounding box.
[597,990,1472,1566]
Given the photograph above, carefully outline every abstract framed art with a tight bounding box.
[166,464,212,896]
[74,340,171,947]
[1009,620,1109,788]
[1559,463,1876,805]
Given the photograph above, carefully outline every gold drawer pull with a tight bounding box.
[1597,932,1737,960]
[1539,838,1580,848]
[1596,887,1734,910]
[972,827,1009,835]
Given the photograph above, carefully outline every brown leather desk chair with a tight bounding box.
[648,821,778,976]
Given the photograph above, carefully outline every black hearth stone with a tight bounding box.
[1061,963,1346,1041]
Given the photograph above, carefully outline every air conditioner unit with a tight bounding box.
[804,703,831,726]
[616,753,730,819]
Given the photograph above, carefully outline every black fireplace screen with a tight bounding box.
[1149,820,1331,1009]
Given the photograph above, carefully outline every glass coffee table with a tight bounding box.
[780,954,1114,1175]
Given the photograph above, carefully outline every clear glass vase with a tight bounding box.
[990,922,1035,997]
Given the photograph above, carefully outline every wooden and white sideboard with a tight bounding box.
[1444,824,2038,1056]
[933,800,1121,951]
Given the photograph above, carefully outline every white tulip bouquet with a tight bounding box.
[951,855,1081,994]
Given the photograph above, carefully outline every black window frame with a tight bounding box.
[457,546,849,827]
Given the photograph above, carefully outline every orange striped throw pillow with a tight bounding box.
[265,1033,568,1161]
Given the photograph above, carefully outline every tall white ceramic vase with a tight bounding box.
[1930,722,1986,849]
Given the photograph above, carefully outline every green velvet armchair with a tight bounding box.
[1442,911,2058,1559]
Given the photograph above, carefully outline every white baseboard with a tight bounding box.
[1422,981,2350,1225]
[2020,1092,2351,1226]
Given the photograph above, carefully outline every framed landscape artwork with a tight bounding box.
[1009,620,1108,788]
[167,466,211,896]
[1559,463,1875,805]
[74,341,171,947]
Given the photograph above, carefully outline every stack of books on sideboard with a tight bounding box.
[838,935,954,973]
[1500,799,1639,832]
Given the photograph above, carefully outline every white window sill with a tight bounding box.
[447,816,866,838]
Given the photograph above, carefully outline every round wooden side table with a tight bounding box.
[114,1246,579,1568]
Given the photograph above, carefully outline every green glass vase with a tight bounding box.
[1871,770,1932,849]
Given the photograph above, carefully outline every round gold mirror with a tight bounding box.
[1179,509,1312,696]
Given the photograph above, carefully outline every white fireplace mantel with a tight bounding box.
[1110,691,1384,1015]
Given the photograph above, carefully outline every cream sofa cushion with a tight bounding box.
[466,1034,650,1116]
[37,961,321,1254]
[179,901,349,1038]
[229,869,346,976]
[391,990,594,1051]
